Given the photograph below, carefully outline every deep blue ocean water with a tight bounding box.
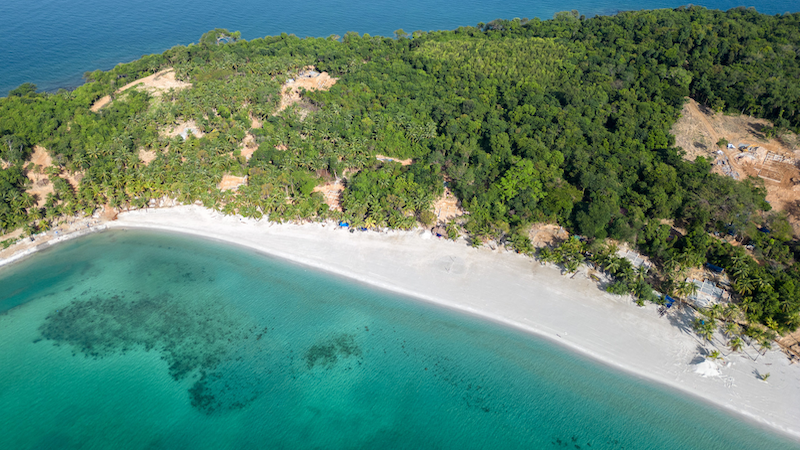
[0,230,798,449]
[1,0,798,95]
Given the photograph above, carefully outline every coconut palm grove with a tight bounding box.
[2,7,800,344]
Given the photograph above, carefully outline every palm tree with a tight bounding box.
[756,336,773,356]
[730,254,747,267]
[564,258,581,274]
[708,304,724,321]
[692,317,715,343]
[730,264,749,281]
[537,248,557,264]
[676,280,699,299]
[728,336,744,353]
[722,321,739,338]
[634,265,649,284]
[730,254,749,279]
[722,303,740,322]
[663,255,681,274]
[765,317,779,332]
[22,222,35,237]
[735,277,754,295]
[87,146,102,160]
[780,297,793,313]
[740,297,753,316]
[700,323,715,343]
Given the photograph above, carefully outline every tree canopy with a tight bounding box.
[1,6,799,332]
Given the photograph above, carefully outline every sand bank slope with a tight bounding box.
[107,205,800,440]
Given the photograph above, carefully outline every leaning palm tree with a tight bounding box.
[728,336,744,353]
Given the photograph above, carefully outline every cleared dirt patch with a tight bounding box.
[23,146,84,207]
[117,68,192,93]
[313,180,345,212]
[218,175,247,191]
[138,148,158,165]
[778,329,800,362]
[25,146,55,207]
[528,223,569,249]
[162,120,205,139]
[91,68,192,112]
[671,98,800,235]
[0,228,23,243]
[277,67,337,114]
[376,155,412,166]
[239,134,257,160]
[100,204,118,221]
[30,145,52,167]
[250,113,262,129]
[26,178,54,208]
[432,185,464,223]
[90,96,112,113]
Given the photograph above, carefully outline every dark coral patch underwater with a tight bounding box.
[38,292,272,414]
[304,333,363,369]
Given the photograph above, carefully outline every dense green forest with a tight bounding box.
[1,7,800,340]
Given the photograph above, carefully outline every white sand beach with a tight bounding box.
[3,204,799,440]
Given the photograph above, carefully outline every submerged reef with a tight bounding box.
[305,333,362,369]
[38,290,499,418]
[39,292,243,379]
[38,291,271,413]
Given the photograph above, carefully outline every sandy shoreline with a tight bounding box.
[0,222,107,269]
[2,205,799,440]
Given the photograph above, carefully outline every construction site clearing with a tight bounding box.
[671,98,800,235]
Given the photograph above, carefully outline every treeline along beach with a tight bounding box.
[1,6,800,344]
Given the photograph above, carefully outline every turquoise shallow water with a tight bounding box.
[0,230,798,449]
[2,0,798,95]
